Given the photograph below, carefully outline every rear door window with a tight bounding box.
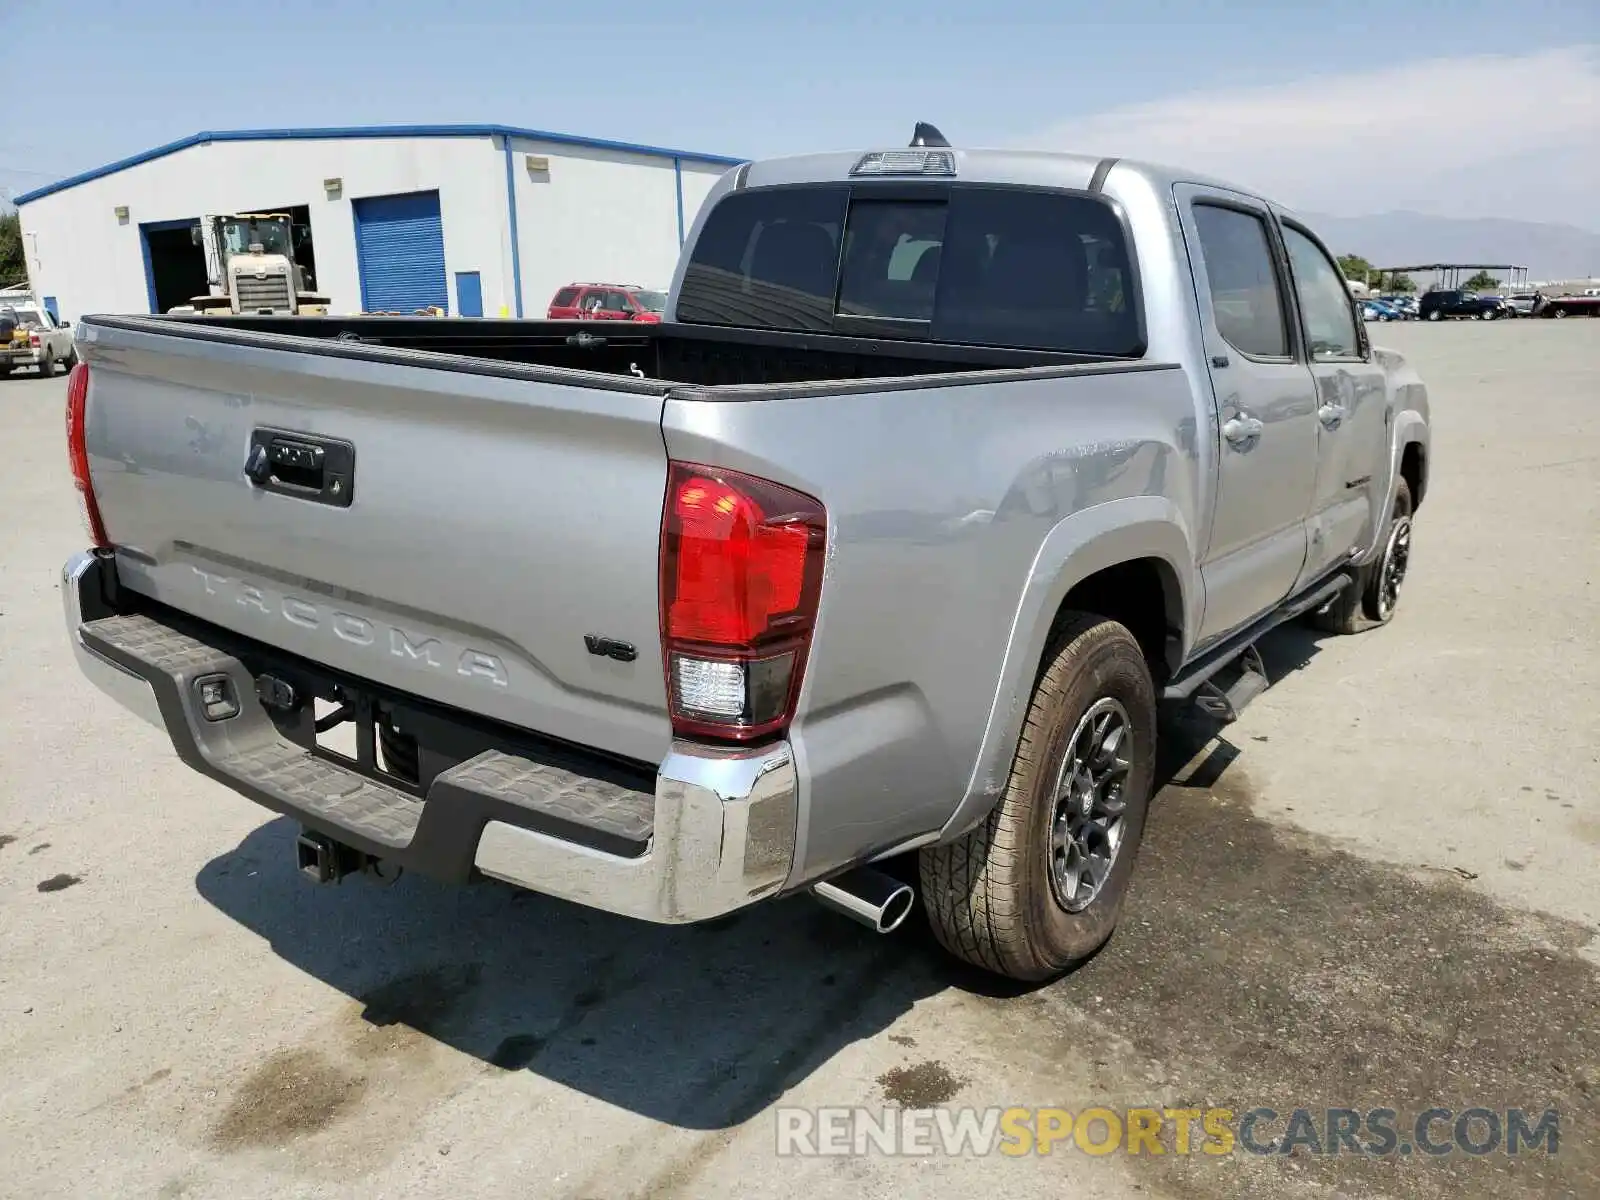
[1189,204,1290,359]
[552,287,579,308]
[676,183,1142,356]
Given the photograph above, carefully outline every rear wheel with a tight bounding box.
[38,351,56,377]
[920,613,1157,982]
[1427,310,1442,322]
[1482,309,1496,321]
[1553,309,1567,319]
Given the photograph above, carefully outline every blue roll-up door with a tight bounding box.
[352,190,449,314]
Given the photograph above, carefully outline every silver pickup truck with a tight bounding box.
[62,128,1430,982]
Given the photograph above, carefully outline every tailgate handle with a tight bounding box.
[246,430,355,508]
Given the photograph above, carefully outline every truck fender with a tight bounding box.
[938,495,1197,843]
[1354,409,1430,566]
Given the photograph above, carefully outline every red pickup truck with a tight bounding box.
[546,283,667,322]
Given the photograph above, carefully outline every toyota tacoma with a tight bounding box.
[61,127,1430,981]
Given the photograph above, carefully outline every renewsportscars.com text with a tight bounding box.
[775,1105,1561,1159]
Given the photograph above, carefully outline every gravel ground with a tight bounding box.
[1,321,1596,1199]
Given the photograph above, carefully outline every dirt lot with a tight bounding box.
[1,322,1596,1200]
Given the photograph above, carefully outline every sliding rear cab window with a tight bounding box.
[675,183,1142,357]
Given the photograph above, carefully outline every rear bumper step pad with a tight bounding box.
[63,550,799,923]
[80,611,656,871]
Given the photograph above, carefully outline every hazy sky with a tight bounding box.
[4,1,1596,228]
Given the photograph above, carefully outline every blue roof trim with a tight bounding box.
[13,124,746,205]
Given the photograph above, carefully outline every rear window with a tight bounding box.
[675,184,1141,356]
[552,287,580,307]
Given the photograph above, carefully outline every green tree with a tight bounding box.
[1386,273,1416,294]
[1463,270,1501,291]
[1336,254,1373,283]
[0,210,25,289]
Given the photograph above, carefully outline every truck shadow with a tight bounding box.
[190,621,1332,1132]
[195,823,954,1130]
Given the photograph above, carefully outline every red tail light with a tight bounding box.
[65,362,109,548]
[659,462,826,742]
[29,332,41,348]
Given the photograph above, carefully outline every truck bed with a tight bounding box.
[123,313,1117,388]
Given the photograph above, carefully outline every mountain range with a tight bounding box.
[1303,211,1600,285]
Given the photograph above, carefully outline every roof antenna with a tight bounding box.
[910,122,950,148]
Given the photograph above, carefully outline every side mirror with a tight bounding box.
[59,319,71,329]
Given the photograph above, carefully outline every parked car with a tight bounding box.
[61,131,1430,983]
[1361,299,1402,322]
[1505,292,1540,317]
[0,304,76,377]
[547,284,668,322]
[1534,293,1600,318]
[1417,289,1507,321]
[1379,295,1418,318]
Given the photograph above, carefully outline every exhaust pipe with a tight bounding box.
[811,867,916,934]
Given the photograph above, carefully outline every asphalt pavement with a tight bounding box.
[1,321,1596,1199]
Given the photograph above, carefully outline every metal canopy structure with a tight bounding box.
[1378,263,1530,290]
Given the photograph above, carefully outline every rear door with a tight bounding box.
[1175,185,1319,645]
[1277,217,1390,586]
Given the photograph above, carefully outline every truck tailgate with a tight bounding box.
[78,318,674,765]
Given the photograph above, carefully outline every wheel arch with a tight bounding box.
[939,497,1195,843]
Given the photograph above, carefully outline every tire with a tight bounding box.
[38,351,56,377]
[920,613,1157,982]
[1427,310,1442,322]
[1361,477,1413,624]
[1309,567,1365,635]
[61,347,77,370]
[378,716,420,783]
[1482,309,1496,321]
[1310,477,1414,634]
[1553,309,1567,319]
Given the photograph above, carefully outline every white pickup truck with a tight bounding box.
[1,301,76,377]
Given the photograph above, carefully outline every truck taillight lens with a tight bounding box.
[29,332,40,348]
[659,462,826,742]
[65,362,109,548]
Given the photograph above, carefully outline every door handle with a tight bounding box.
[245,430,355,508]
[1318,403,1346,430]
[1222,414,1264,451]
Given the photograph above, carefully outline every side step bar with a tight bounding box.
[1163,570,1354,719]
[1192,644,1268,723]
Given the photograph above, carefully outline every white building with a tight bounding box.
[12,125,743,322]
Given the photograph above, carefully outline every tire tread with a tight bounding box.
[921,612,1136,978]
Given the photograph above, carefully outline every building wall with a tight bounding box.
[17,133,738,323]
[17,135,510,321]
[676,161,729,247]
[508,137,700,313]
